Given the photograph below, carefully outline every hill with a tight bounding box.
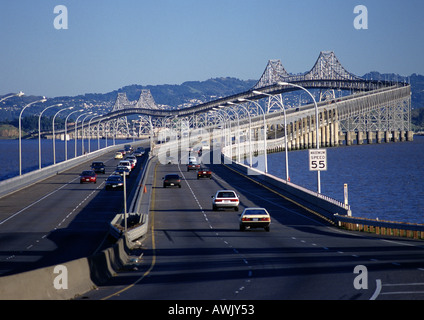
[0,73,423,132]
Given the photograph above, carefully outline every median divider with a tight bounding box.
[0,236,131,300]
[109,153,155,244]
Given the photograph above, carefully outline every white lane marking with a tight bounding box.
[370,279,382,300]
[0,176,79,225]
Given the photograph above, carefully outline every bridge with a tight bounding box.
[1,52,422,302]
[51,51,412,153]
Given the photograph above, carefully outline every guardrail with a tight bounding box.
[335,215,424,240]
[109,151,154,244]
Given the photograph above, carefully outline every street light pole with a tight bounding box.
[19,97,47,175]
[52,106,74,164]
[277,82,321,193]
[38,103,63,170]
[231,102,253,168]
[238,98,268,173]
[0,91,24,103]
[252,91,289,181]
[74,112,90,158]
[64,109,84,161]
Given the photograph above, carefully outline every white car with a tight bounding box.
[126,155,137,165]
[202,141,210,150]
[239,208,271,232]
[212,190,239,211]
[118,160,132,172]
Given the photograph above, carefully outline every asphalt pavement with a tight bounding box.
[81,153,424,301]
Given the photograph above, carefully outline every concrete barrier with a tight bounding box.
[0,237,131,300]
[336,215,424,240]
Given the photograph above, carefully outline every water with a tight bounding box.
[1,136,423,224]
[0,138,134,180]
[266,136,424,224]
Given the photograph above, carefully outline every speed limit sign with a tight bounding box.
[309,149,327,171]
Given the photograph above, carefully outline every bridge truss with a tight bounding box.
[110,89,163,137]
[61,51,412,146]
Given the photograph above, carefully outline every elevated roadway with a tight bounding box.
[0,145,149,277]
[81,151,424,300]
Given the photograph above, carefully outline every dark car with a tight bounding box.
[91,161,106,174]
[163,174,181,188]
[134,147,145,157]
[114,166,130,177]
[80,170,97,184]
[105,175,124,190]
[187,161,200,171]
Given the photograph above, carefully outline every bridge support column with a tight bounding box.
[303,117,308,149]
[385,131,391,143]
[294,121,300,150]
[367,131,374,144]
[376,131,383,143]
[311,115,317,148]
[333,121,339,147]
[407,131,414,141]
[324,124,330,147]
[392,131,399,143]
[287,123,292,151]
[307,116,313,149]
[357,132,364,145]
[346,132,353,146]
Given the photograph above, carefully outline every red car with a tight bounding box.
[197,168,212,179]
[80,170,97,184]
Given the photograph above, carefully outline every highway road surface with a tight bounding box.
[80,152,424,301]
[0,146,148,277]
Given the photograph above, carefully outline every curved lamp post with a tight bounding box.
[277,81,321,193]
[0,91,24,103]
[253,90,289,181]
[74,112,91,157]
[38,103,63,169]
[19,97,47,175]
[64,109,84,161]
[52,106,74,164]
[238,98,268,173]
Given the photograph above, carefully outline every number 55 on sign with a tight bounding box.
[309,149,327,171]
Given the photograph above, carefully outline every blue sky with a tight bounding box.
[0,0,423,97]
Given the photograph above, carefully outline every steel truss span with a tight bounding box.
[52,51,410,140]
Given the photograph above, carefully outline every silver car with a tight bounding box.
[239,208,271,232]
[212,190,239,211]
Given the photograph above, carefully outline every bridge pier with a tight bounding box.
[385,131,391,143]
[357,131,365,145]
[392,131,399,143]
[366,131,374,144]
